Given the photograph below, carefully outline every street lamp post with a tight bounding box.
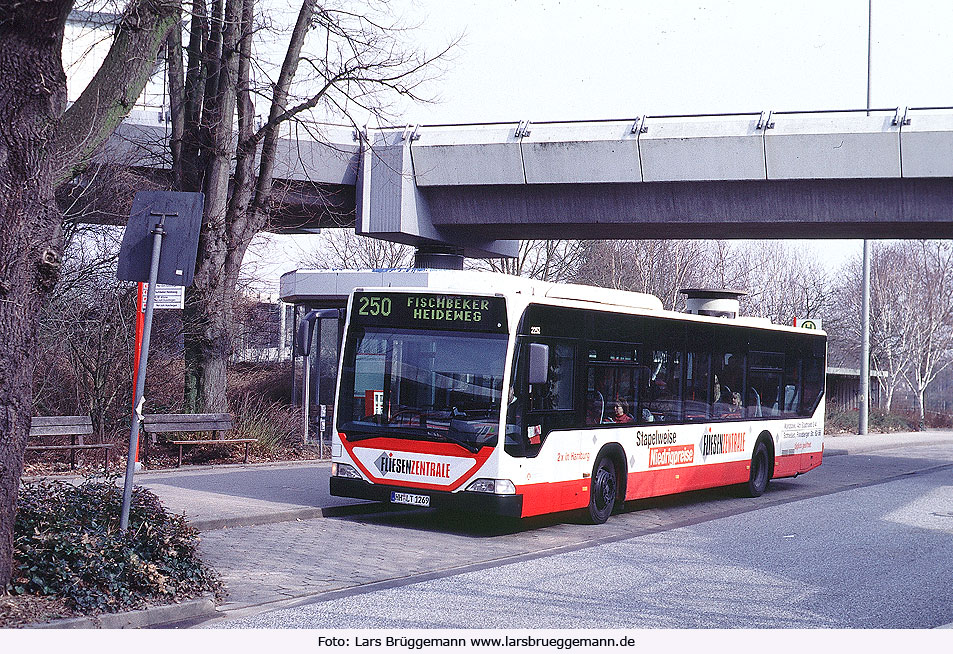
[859,0,873,435]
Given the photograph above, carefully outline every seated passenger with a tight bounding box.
[712,374,732,404]
[719,391,744,419]
[609,402,632,424]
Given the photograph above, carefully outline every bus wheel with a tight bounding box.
[745,439,771,497]
[587,456,617,524]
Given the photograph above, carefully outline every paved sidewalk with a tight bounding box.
[822,430,953,456]
[180,429,953,617]
[125,430,953,620]
[133,460,370,530]
[128,430,953,533]
[26,430,952,626]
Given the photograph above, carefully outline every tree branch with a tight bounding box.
[52,0,181,185]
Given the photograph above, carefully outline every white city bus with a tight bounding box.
[329,272,825,523]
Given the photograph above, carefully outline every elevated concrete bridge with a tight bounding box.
[104,107,953,258]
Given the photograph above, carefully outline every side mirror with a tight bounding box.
[296,308,343,356]
[528,343,550,385]
[296,315,315,356]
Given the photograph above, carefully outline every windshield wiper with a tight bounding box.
[434,427,483,454]
[338,422,389,442]
[397,425,482,454]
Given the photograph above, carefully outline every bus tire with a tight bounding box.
[587,456,617,524]
[744,439,771,497]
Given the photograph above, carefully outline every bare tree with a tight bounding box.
[829,244,916,412]
[708,241,833,326]
[572,240,709,310]
[571,241,630,291]
[472,240,582,282]
[0,0,178,589]
[299,229,414,269]
[897,241,953,426]
[34,223,137,441]
[866,245,914,411]
[167,0,452,412]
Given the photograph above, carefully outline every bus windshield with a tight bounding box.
[337,327,508,451]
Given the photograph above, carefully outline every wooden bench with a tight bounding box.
[26,416,112,471]
[141,413,255,467]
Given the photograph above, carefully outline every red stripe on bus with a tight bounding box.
[774,450,823,478]
[338,434,494,492]
[514,452,822,518]
[516,478,591,517]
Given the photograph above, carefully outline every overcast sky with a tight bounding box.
[395,0,953,122]
[253,0,953,289]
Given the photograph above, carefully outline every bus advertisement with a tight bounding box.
[329,274,826,524]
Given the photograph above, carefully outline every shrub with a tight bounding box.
[925,411,953,429]
[11,476,220,613]
[825,408,919,434]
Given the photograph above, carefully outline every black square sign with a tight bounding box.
[117,191,204,286]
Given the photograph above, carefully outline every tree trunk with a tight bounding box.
[916,387,927,429]
[0,0,72,589]
[182,0,244,413]
[184,255,233,412]
[181,0,319,413]
[0,0,179,588]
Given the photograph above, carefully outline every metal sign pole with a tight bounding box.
[302,346,311,445]
[314,317,323,457]
[120,214,170,531]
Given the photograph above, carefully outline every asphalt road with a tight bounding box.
[200,441,953,629]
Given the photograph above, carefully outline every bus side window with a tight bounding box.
[586,367,607,425]
[747,352,783,418]
[684,352,710,421]
[504,343,526,457]
[510,340,577,457]
[781,354,802,417]
[801,352,826,417]
[586,364,638,426]
[529,342,574,412]
[712,350,744,420]
[643,350,682,422]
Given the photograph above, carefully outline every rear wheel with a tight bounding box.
[587,456,617,524]
[744,440,771,497]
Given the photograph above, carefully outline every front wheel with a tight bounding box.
[744,440,771,497]
[587,456,617,524]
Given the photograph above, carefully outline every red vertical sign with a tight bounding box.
[131,282,146,461]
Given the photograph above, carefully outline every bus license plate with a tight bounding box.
[391,491,430,507]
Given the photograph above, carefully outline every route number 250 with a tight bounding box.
[358,296,391,317]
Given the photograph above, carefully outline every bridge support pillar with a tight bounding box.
[357,130,518,259]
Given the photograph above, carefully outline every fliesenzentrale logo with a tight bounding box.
[375,452,451,478]
[699,430,746,459]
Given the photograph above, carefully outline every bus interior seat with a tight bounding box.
[749,387,762,417]
[587,390,604,424]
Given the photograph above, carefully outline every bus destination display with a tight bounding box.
[352,292,507,332]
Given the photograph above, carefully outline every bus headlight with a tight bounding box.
[465,478,516,495]
[331,462,362,479]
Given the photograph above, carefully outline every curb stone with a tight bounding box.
[20,458,330,484]
[188,501,389,532]
[29,596,218,629]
